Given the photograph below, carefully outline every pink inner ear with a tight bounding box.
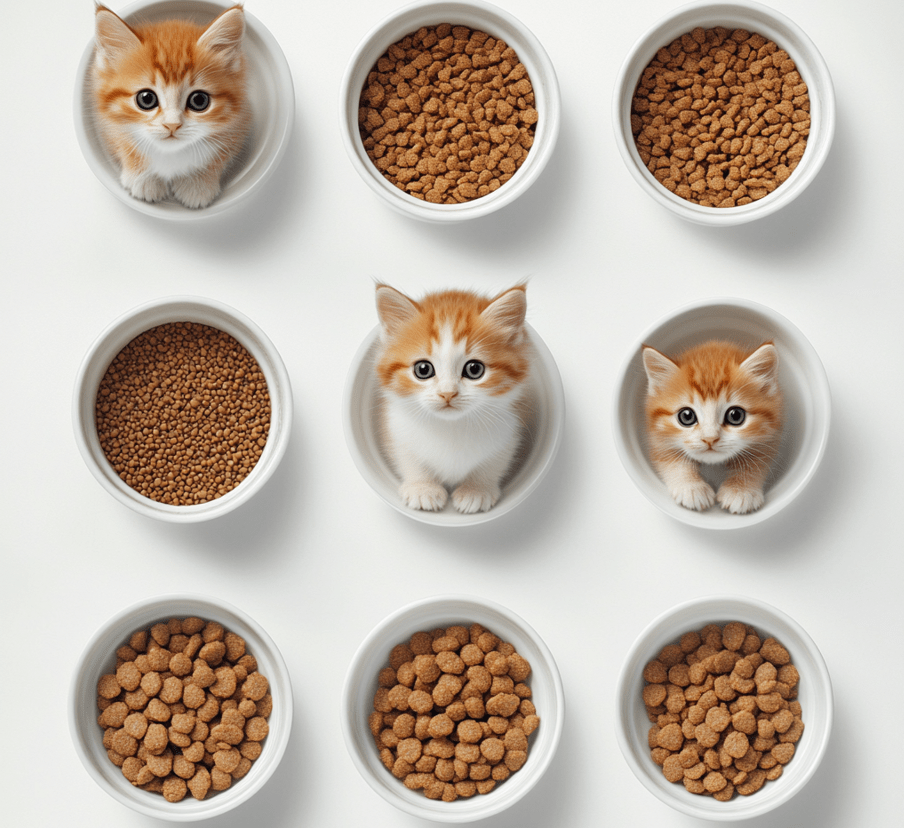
[198,8,245,52]
[642,347,679,393]
[741,343,779,384]
[376,286,419,332]
[95,9,141,59]
[482,289,526,332]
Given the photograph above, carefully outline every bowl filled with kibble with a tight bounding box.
[72,295,292,522]
[615,595,832,820]
[341,594,565,822]
[612,0,835,225]
[612,296,831,529]
[339,0,561,222]
[69,593,292,820]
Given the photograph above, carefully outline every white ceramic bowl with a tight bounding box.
[343,323,565,525]
[69,593,293,821]
[612,0,835,225]
[73,295,293,522]
[615,595,833,821]
[612,297,830,529]
[341,594,565,822]
[339,0,561,222]
[74,0,294,220]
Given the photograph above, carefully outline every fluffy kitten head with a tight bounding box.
[91,4,248,171]
[375,285,530,421]
[642,340,782,466]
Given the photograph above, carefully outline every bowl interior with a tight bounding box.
[616,595,833,821]
[73,297,292,522]
[340,0,560,221]
[613,299,830,529]
[613,0,835,225]
[74,0,294,220]
[343,324,564,526]
[342,595,565,822]
[69,594,293,821]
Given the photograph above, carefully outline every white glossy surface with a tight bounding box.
[341,595,565,822]
[2,0,903,827]
[612,0,835,225]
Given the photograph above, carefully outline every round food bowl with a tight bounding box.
[69,593,293,821]
[612,297,830,529]
[341,594,565,822]
[339,0,561,222]
[615,595,832,821]
[73,295,293,522]
[612,0,835,225]
[343,323,565,526]
[74,0,294,220]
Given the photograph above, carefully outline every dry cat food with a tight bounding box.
[371,623,540,801]
[95,322,270,505]
[96,616,272,802]
[642,621,804,800]
[359,24,538,204]
[631,27,810,207]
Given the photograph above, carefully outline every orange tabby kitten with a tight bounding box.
[642,340,783,514]
[91,4,249,208]
[375,284,532,513]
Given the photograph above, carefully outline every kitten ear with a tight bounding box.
[482,287,527,339]
[376,285,419,334]
[741,342,780,392]
[642,346,679,395]
[94,6,141,69]
[197,5,245,62]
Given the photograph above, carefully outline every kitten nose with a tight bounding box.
[438,390,458,404]
[163,115,183,135]
[702,435,720,448]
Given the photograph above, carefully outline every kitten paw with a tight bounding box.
[171,175,221,209]
[670,479,716,511]
[452,483,500,514]
[400,481,448,511]
[124,174,168,203]
[717,484,765,514]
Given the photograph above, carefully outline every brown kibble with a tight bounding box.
[724,731,750,759]
[245,716,269,742]
[187,766,211,800]
[242,672,269,701]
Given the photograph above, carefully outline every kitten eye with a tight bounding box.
[413,360,435,380]
[462,360,485,380]
[187,91,210,112]
[677,408,697,427]
[725,407,746,426]
[136,90,158,110]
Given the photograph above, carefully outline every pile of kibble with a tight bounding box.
[370,622,540,801]
[642,621,804,800]
[358,24,538,204]
[631,27,810,207]
[95,322,270,505]
[96,617,271,802]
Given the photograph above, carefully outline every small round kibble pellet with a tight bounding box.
[245,716,269,742]
[242,672,269,702]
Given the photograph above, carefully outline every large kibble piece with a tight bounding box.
[97,616,271,802]
[95,322,271,505]
[358,24,538,204]
[371,623,540,801]
[640,620,803,802]
[631,27,810,207]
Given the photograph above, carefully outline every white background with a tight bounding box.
[2,0,902,826]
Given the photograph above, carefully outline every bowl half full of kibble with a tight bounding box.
[69,594,292,821]
[340,0,561,222]
[341,595,565,822]
[72,295,292,522]
[615,595,833,820]
[613,0,835,225]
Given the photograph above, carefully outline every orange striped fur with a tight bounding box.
[642,340,783,514]
[91,5,249,208]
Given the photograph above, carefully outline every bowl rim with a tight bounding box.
[342,321,566,526]
[68,592,294,821]
[73,0,295,221]
[72,294,293,523]
[614,593,834,821]
[611,0,836,226]
[611,295,831,530]
[338,0,561,223]
[339,593,566,822]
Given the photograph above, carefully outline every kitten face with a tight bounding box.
[643,341,782,466]
[92,5,248,204]
[376,286,530,423]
